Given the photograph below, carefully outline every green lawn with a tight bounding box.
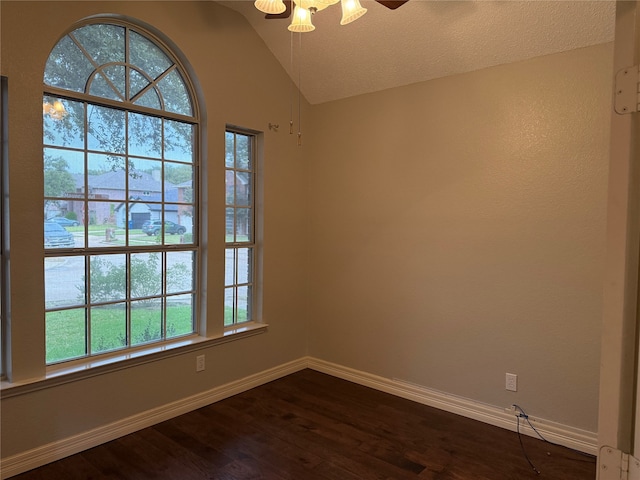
[46,304,194,364]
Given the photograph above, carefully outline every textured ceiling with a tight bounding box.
[219,1,616,104]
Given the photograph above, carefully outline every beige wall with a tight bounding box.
[0,0,615,464]
[306,43,613,433]
[0,1,309,458]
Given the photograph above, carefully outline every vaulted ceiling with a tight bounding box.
[219,0,616,105]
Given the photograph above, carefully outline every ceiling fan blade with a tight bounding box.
[265,0,292,19]
[375,0,409,9]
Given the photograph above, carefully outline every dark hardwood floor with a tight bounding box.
[11,369,596,479]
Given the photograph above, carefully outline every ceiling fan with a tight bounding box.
[255,0,409,142]
[264,0,409,20]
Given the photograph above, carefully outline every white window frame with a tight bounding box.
[225,127,258,328]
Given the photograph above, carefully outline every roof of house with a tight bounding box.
[76,170,176,192]
[114,189,180,212]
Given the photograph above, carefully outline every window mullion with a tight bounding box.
[84,102,89,239]
[162,252,167,340]
[43,87,194,124]
[234,247,239,325]
[125,27,130,102]
[126,253,132,347]
[85,256,92,357]
[125,110,130,247]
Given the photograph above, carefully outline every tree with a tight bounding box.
[78,253,190,303]
[165,164,192,184]
[45,23,194,159]
[44,154,76,218]
[166,163,193,204]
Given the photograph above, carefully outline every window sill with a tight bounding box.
[0,322,268,399]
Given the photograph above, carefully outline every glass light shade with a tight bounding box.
[43,99,68,120]
[254,0,287,14]
[340,0,367,25]
[288,5,315,32]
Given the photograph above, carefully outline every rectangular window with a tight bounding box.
[225,129,256,326]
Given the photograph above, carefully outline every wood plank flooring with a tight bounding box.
[11,369,596,479]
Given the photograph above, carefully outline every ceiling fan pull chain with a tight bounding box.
[298,32,302,146]
[289,30,295,135]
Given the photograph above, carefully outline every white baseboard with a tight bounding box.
[306,357,598,456]
[1,356,598,478]
[0,358,308,479]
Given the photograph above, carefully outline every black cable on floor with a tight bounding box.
[511,404,597,475]
[512,404,596,462]
[516,413,541,475]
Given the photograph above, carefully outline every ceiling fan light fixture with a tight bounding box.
[254,0,287,15]
[288,5,315,32]
[340,0,367,25]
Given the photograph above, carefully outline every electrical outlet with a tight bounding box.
[505,404,517,415]
[505,373,517,392]
[196,354,205,372]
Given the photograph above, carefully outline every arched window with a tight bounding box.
[43,20,199,365]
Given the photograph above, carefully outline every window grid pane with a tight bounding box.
[43,21,198,365]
